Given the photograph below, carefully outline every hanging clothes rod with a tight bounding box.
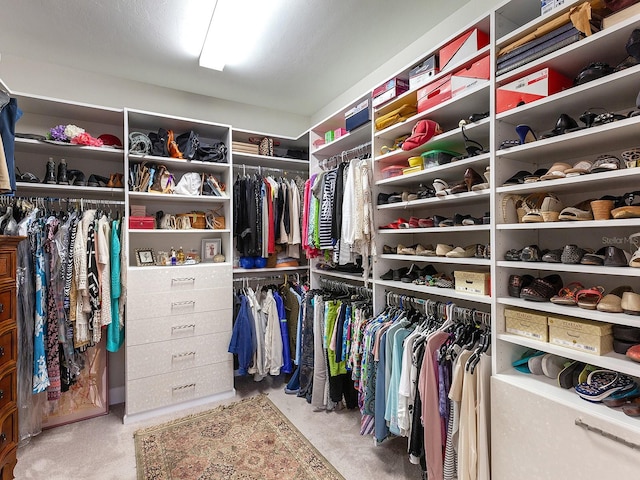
[1,195,125,206]
[320,141,371,170]
[232,272,304,283]
[319,277,372,298]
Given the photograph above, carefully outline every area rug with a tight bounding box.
[134,395,345,480]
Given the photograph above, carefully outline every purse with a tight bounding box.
[259,137,274,156]
[174,172,202,195]
[149,165,175,193]
[206,207,226,229]
[148,128,169,157]
[167,130,184,159]
[176,130,200,160]
[196,141,228,163]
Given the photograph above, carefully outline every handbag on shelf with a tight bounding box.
[176,130,200,160]
[196,141,228,163]
[206,207,226,230]
[259,137,274,156]
[148,128,170,157]
[149,165,176,194]
[167,130,184,159]
[177,211,206,229]
[174,172,202,195]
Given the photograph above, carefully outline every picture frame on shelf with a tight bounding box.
[202,238,222,263]
[135,248,156,267]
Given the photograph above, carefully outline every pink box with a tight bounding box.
[334,128,348,139]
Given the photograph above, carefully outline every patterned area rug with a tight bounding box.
[134,395,345,480]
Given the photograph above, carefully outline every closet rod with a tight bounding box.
[319,277,372,297]
[1,195,125,206]
[232,272,303,283]
[384,290,490,324]
[321,141,371,170]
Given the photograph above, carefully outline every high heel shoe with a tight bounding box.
[454,123,488,159]
[541,113,579,138]
[515,124,537,144]
[451,168,484,194]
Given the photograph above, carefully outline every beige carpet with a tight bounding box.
[134,395,345,480]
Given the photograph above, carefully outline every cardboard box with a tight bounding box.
[129,216,155,229]
[496,67,573,113]
[451,55,490,97]
[505,308,548,342]
[542,0,569,15]
[454,271,490,296]
[548,316,613,355]
[440,28,490,71]
[372,85,409,108]
[345,99,371,131]
[603,1,640,28]
[409,55,439,90]
[373,77,409,98]
[417,74,452,113]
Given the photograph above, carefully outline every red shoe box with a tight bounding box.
[372,77,410,108]
[128,216,155,229]
[417,74,452,113]
[451,55,490,97]
[440,28,489,72]
[496,67,573,113]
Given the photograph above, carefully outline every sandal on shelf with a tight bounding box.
[611,191,640,219]
[522,193,563,223]
[502,170,531,186]
[523,168,548,183]
[540,162,573,181]
[540,113,579,138]
[558,199,595,221]
[550,281,585,306]
[575,286,605,310]
[520,274,563,302]
[508,274,534,298]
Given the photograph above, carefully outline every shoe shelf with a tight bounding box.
[15,137,125,158]
[496,9,640,86]
[376,279,491,304]
[128,153,231,174]
[497,219,640,230]
[378,224,491,234]
[498,333,640,379]
[495,115,640,164]
[497,261,640,277]
[498,297,640,329]
[376,152,490,186]
[128,191,230,203]
[374,83,491,141]
[377,189,489,209]
[494,370,640,435]
[373,44,492,119]
[382,253,490,266]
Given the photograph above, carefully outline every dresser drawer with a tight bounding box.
[0,288,14,326]
[126,332,232,380]
[126,361,233,415]
[0,407,16,459]
[126,287,232,320]
[127,264,232,295]
[126,309,232,346]
[0,327,16,371]
[0,251,14,281]
[0,369,15,412]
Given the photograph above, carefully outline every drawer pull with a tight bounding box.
[0,347,4,357]
[171,324,196,332]
[575,418,640,450]
[172,383,196,392]
[172,351,196,360]
[0,303,3,313]
[171,300,196,309]
[0,390,3,399]
[0,433,5,443]
[171,277,195,283]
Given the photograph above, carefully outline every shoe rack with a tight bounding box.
[123,108,235,421]
[491,0,640,476]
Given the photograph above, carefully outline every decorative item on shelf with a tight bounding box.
[213,253,225,263]
[97,133,123,148]
[156,250,170,266]
[46,123,104,146]
[202,238,222,263]
[186,249,201,264]
[129,216,155,229]
[135,248,156,267]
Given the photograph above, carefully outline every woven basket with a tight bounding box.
[177,211,206,229]
[590,199,614,220]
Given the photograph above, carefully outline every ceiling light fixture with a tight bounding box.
[199,0,283,71]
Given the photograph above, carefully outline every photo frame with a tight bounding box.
[135,248,156,267]
[202,238,222,262]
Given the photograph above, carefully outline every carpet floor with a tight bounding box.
[134,395,344,480]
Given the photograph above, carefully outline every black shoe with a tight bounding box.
[401,264,421,283]
[67,169,86,186]
[87,174,109,187]
[44,158,56,184]
[380,269,394,280]
[57,158,69,185]
[377,193,391,205]
[392,267,408,282]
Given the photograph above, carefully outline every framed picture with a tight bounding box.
[135,248,156,267]
[202,238,222,262]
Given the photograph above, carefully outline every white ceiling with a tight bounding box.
[0,0,470,117]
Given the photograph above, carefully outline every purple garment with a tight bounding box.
[273,292,292,374]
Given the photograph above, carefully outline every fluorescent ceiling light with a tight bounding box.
[199,0,282,71]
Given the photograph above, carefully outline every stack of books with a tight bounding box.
[232,141,259,155]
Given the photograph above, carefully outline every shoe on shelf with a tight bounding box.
[67,169,86,186]
[44,158,56,184]
[57,158,69,185]
[597,286,634,313]
[382,245,395,255]
[107,173,124,188]
[88,174,109,187]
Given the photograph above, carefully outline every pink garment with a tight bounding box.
[418,331,449,480]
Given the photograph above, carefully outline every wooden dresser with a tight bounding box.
[0,237,22,480]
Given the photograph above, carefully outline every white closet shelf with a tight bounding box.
[129,229,231,234]
[376,279,491,304]
[13,91,123,124]
[381,254,490,266]
[497,333,640,379]
[496,12,640,86]
[128,192,230,203]
[376,154,490,187]
[312,123,371,157]
[378,224,490,234]
[311,268,369,282]
[496,64,640,127]
[497,261,640,277]
[374,44,491,117]
[496,167,640,195]
[377,189,489,209]
[15,182,125,197]
[128,262,232,272]
[15,137,125,158]
[374,83,491,140]
[495,116,640,164]
[497,297,640,329]
[493,370,640,436]
[497,218,640,230]
[127,153,231,173]
[231,153,309,170]
[233,266,309,274]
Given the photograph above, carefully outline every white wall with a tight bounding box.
[0,54,309,138]
[309,0,504,127]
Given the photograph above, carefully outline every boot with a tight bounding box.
[57,158,69,185]
[44,158,56,184]
[67,169,85,186]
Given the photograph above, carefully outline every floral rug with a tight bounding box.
[134,395,345,480]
